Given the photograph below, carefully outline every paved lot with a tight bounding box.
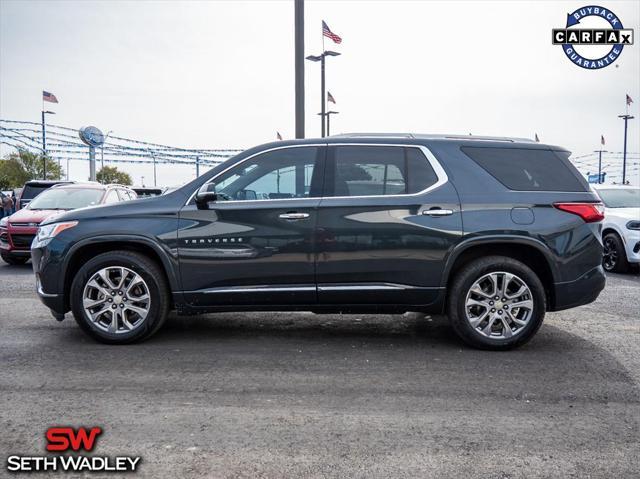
[1,262,639,478]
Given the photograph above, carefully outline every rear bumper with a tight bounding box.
[551,265,606,311]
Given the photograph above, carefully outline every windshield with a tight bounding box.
[597,188,640,208]
[28,188,104,210]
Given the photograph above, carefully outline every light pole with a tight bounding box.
[148,150,157,187]
[325,111,339,136]
[294,0,305,139]
[306,50,340,137]
[618,114,634,184]
[593,149,607,184]
[100,130,113,183]
[41,110,55,179]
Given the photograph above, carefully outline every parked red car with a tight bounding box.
[0,183,137,265]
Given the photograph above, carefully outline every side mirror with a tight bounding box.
[195,183,218,210]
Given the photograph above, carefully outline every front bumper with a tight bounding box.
[623,229,640,264]
[32,242,67,316]
[551,265,606,311]
[0,226,37,255]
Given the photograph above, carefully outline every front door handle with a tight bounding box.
[279,212,310,220]
[422,208,454,217]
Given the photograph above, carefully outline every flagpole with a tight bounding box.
[41,108,47,180]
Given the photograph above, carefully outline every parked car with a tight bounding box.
[1,183,137,265]
[31,135,605,349]
[16,180,75,210]
[593,185,640,273]
[131,186,164,198]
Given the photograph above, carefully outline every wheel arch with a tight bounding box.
[443,236,558,310]
[62,235,180,312]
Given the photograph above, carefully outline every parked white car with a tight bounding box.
[593,185,640,273]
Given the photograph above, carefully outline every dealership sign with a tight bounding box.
[553,5,634,69]
[6,426,141,473]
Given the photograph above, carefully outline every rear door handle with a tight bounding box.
[422,208,454,217]
[279,212,310,220]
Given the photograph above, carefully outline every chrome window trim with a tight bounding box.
[185,143,449,206]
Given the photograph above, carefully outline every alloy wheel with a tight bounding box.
[603,237,618,271]
[464,272,534,339]
[82,266,151,334]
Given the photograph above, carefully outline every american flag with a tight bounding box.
[327,91,336,104]
[535,133,539,142]
[276,131,283,141]
[601,135,605,146]
[627,94,634,106]
[322,21,342,44]
[42,90,58,103]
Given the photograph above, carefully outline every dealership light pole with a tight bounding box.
[41,110,55,179]
[100,130,113,183]
[618,113,634,184]
[306,51,340,137]
[319,111,339,136]
[593,148,607,184]
[294,0,305,139]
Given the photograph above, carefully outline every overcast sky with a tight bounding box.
[1,0,639,186]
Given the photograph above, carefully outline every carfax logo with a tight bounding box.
[552,5,634,69]
[6,426,141,473]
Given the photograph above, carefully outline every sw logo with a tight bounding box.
[5,426,141,473]
[552,5,635,69]
[46,426,102,452]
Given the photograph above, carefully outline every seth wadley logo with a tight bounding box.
[552,5,634,69]
[6,426,141,473]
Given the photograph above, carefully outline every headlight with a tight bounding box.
[0,217,7,228]
[627,221,640,231]
[34,221,78,245]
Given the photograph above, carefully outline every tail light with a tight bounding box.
[553,202,604,223]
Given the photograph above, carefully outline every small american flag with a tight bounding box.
[601,135,605,146]
[276,132,283,141]
[535,133,539,142]
[42,90,58,103]
[327,91,336,104]
[627,94,634,106]
[322,21,342,44]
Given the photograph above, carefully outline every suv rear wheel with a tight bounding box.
[70,251,170,344]
[447,256,546,350]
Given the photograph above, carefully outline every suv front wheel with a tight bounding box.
[70,251,170,344]
[447,256,546,350]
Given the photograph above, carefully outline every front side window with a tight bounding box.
[327,146,438,197]
[207,147,320,201]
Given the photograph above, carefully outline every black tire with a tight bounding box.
[602,232,629,274]
[70,251,170,344]
[447,256,546,351]
[1,253,29,265]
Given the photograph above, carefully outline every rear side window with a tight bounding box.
[461,147,587,192]
[328,146,438,197]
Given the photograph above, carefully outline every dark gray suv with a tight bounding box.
[31,134,606,349]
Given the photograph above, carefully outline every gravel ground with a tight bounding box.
[0,262,639,478]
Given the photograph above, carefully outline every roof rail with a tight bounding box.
[330,133,536,143]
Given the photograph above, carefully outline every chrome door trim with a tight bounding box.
[422,209,454,216]
[193,284,317,294]
[185,143,449,206]
[279,212,310,220]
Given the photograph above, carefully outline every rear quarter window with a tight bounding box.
[460,146,588,192]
